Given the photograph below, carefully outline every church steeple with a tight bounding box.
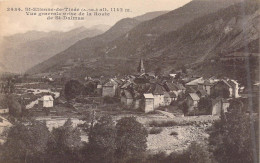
[137,58,145,73]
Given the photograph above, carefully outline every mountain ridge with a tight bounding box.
[0,26,106,73]
[26,10,169,74]
[27,0,259,82]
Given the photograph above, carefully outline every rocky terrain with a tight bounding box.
[146,115,219,153]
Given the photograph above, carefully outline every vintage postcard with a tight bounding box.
[0,0,259,162]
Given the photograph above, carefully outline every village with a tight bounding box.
[0,58,258,154]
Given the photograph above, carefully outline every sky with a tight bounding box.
[0,0,191,36]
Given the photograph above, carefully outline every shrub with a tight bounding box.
[149,127,163,134]
[170,131,178,136]
[149,120,177,127]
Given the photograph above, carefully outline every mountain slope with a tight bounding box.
[148,0,259,65]
[0,27,105,73]
[94,0,245,60]
[104,0,259,82]
[95,0,258,72]
[28,0,239,76]
[27,10,169,74]
[89,24,111,32]
[28,0,259,81]
[134,11,169,22]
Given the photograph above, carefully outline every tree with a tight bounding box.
[7,94,23,117]
[50,118,81,149]
[228,98,244,112]
[115,117,148,160]
[165,142,212,163]
[64,80,84,100]
[1,121,51,163]
[87,115,116,163]
[180,102,189,115]
[83,81,96,95]
[46,118,82,162]
[185,142,213,163]
[209,107,259,163]
[198,97,212,114]
[0,94,8,110]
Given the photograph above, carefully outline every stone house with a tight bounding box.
[119,81,133,97]
[211,98,229,115]
[227,80,239,98]
[39,95,54,108]
[164,92,177,105]
[134,99,141,109]
[210,80,233,98]
[164,82,184,95]
[187,93,200,108]
[102,80,118,97]
[164,92,172,106]
[164,82,178,92]
[143,93,154,113]
[151,84,165,108]
[121,90,134,108]
[199,80,214,95]
[0,108,9,114]
[96,84,102,96]
[196,89,208,98]
[185,77,204,90]
[185,87,197,95]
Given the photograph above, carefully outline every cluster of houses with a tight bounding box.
[1,59,256,117]
[92,59,245,115]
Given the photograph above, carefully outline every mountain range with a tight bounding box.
[25,11,169,75]
[26,0,259,82]
[0,25,109,73]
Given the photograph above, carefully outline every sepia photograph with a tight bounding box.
[0,0,259,162]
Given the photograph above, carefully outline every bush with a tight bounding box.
[149,127,163,134]
[149,120,177,127]
[170,131,178,136]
